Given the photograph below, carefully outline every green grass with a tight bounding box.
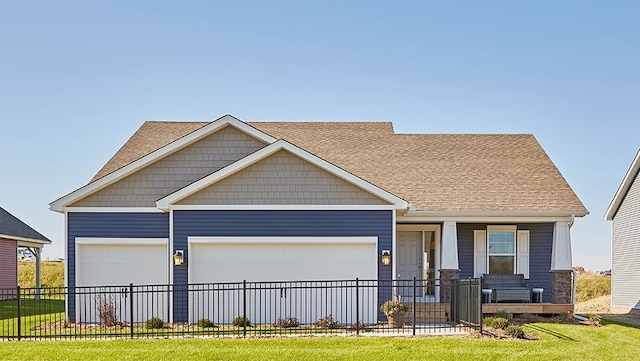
[18,261,64,288]
[0,299,65,337]
[576,273,611,302]
[1,321,639,360]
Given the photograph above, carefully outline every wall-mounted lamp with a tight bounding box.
[173,250,184,266]
[381,250,391,266]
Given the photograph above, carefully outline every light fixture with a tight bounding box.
[173,250,184,266]
[381,250,391,266]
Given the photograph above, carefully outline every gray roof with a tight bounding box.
[0,207,51,244]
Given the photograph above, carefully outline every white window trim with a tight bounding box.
[486,225,517,275]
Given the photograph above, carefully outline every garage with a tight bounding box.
[75,238,169,323]
[187,236,378,324]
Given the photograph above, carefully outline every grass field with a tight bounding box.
[17,261,64,288]
[575,273,611,303]
[1,320,638,360]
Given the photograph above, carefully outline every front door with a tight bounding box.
[397,231,423,297]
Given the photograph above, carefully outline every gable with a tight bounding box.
[70,125,267,208]
[176,150,391,206]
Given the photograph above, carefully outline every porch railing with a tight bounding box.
[1,278,481,340]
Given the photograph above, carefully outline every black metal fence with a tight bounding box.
[1,278,481,340]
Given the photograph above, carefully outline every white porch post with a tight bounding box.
[441,221,459,270]
[28,247,42,300]
[550,221,572,271]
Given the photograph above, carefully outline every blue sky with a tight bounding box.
[1,1,638,270]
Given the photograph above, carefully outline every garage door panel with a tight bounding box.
[188,238,377,324]
[76,242,169,323]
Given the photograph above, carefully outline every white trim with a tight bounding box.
[157,140,408,210]
[396,224,441,232]
[64,207,165,213]
[397,215,574,223]
[551,221,573,271]
[64,211,69,317]
[170,204,396,211]
[168,209,174,323]
[403,210,587,218]
[49,115,276,213]
[606,149,640,220]
[0,234,51,246]
[392,210,397,282]
[75,237,169,245]
[188,236,378,245]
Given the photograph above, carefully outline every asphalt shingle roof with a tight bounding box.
[88,120,587,214]
[0,207,51,243]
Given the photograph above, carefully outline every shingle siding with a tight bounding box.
[0,239,17,289]
[457,223,553,303]
[172,210,393,322]
[70,126,266,207]
[66,212,169,320]
[612,172,640,310]
[178,150,389,205]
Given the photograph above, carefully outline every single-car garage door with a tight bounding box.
[188,237,378,324]
[76,238,169,323]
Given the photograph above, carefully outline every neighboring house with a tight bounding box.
[606,150,640,313]
[50,114,587,322]
[0,206,52,291]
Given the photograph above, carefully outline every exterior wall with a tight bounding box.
[612,172,640,310]
[66,212,169,320]
[0,238,17,289]
[457,223,554,303]
[178,150,389,206]
[172,210,393,322]
[70,126,266,208]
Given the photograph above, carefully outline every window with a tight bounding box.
[487,226,516,275]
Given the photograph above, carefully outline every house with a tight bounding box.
[0,206,52,292]
[606,150,640,313]
[50,114,587,323]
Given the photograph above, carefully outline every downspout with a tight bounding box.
[569,214,577,306]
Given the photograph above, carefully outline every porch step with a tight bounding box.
[405,303,450,323]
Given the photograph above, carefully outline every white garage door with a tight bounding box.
[75,238,169,323]
[188,237,378,324]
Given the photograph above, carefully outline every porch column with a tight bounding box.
[550,221,573,304]
[440,221,460,302]
[28,247,42,300]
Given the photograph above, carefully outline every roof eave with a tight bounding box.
[605,149,640,221]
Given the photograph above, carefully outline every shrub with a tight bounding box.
[493,311,511,320]
[145,317,164,329]
[96,294,118,327]
[232,316,251,327]
[197,318,216,328]
[576,273,611,302]
[315,314,339,329]
[484,317,509,330]
[505,325,526,339]
[274,316,299,328]
[380,299,409,316]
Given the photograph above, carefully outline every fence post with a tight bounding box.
[129,283,134,338]
[16,286,21,341]
[412,277,416,336]
[355,278,360,335]
[243,280,247,338]
[477,279,483,334]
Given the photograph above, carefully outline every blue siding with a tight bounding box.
[173,210,393,322]
[457,223,554,303]
[67,212,169,320]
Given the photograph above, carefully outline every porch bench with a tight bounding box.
[482,274,531,303]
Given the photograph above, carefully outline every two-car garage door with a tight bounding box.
[188,237,378,324]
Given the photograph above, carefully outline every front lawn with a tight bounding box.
[1,320,638,360]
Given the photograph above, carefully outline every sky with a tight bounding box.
[1,1,638,271]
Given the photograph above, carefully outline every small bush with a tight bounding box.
[274,316,299,328]
[197,318,216,328]
[145,317,164,329]
[232,316,251,327]
[505,325,526,339]
[484,317,509,330]
[492,311,511,320]
[96,294,119,327]
[315,314,339,329]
